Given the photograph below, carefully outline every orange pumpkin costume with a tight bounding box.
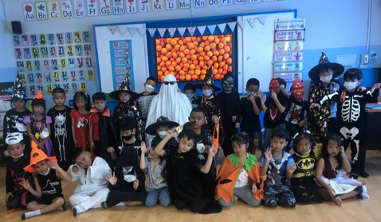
[215,154,264,203]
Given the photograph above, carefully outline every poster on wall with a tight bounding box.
[109,40,134,91]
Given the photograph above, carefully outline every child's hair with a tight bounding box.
[190,107,206,117]
[73,91,91,111]
[72,148,88,162]
[31,98,46,111]
[146,77,158,85]
[231,132,253,151]
[293,132,313,150]
[321,133,343,168]
[270,129,289,141]
[343,68,363,81]
[92,92,106,102]
[178,129,196,146]
[275,78,286,87]
[52,87,65,96]
[246,78,260,88]
[119,117,136,131]
[184,83,196,92]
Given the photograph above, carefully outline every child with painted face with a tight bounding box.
[89,92,117,167]
[146,116,179,153]
[310,68,380,179]
[215,132,264,207]
[154,129,221,214]
[4,132,34,215]
[290,132,321,204]
[212,74,241,156]
[315,133,365,206]
[260,79,288,154]
[21,142,70,220]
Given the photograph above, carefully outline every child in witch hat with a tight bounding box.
[110,73,143,141]
[23,89,54,157]
[3,72,32,155]
[146,116,179,152]
[21,141,69,220]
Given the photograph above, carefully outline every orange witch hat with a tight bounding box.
[24,141,57,173]
[33,89,45,101]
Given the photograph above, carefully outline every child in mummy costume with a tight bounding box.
[311,68,380,178]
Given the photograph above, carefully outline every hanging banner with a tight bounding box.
[187,27,196,36]
[275,18,305,30]
[100,0,112,15]
[217,23,226,33]
[273,51,303,62]
[23,2,36,21]
[177,27,186,36]
[60,0,74,19]
[35,1,48,20]
[48,1,61,20]
[168,28,177,37]
[197,26,206,35]
[178,0,191,9]
[138,28,147,37]
[273,61,303,72]
[86,0,99,16]
[275,30,305,41]
[274,41,304,51]
[74,0,86,17]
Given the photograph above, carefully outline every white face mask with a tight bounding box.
[203,89,213,97]
[320,75,332,83]
[344,81,358,90]
[11,153,24,159]
[158,131,167,139]
[96,105,105,112]
[145,84,154,93]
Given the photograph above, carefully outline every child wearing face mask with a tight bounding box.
[138,77,158,143]
[184,83,199,108]
[145,116,179,152]
[213,74,241,156]
[308,52,344,144]
[310,68,380,179]
[89,92,117,167]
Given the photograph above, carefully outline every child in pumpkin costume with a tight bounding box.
[215,132,264,207]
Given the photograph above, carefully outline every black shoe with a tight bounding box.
[350,173,359,179]
[21,213,26,220]
[101,201,108,209]
[72,208,77,217]
[361,171,369,178]
[62,202,67,211]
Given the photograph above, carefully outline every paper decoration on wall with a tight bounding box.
[247,18,255,28]
[165,0,177,10]
[139,0,150,13]
[178,0,191,9]
[109,40,135,90]
[138,27,147,37]
[35,1,48,21]
[177,27,186,36]
[48,1,61,20]
[167,28,176,37]
[187,27,196,36]
[217,23,226,33]
[61,0,74,19]
[23,2,36,21]
[108,26,118,35]
[197,26,206,35]
[126,0,138,14]
[227,22,236,31]
[74,0,86,17]
[86,0,99,16]
[119,26,128,36]
[207,25,216,34]
[148,28,157,37]
[100,0,112,15]
[112,0,125,14]
[257,15,266,26]
[157,28,166,37]
[128,27,137,37]
[152,0,165,12]
[193,0,206,8]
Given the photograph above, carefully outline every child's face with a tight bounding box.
[188,111,206,130]
[34,160,49,175]
[13,99,26,110]
[156,126,170,132]
[145,79,157,91]
[246,85,259,96]
[296,138,311,155]
[75,96,87,109]
[202,85,213,91]
[184,89,195,102]
[270,137,288,152]
[52,93,66,107]
[149,148,158,159]
[177,137,194,153]
[232,141,248,157]
[119,92,131,103]
[7,142,25,157]
[319,68,333,77]
[33,105,45,115]
[121,129,133,137]
[75,151,92,169]
[93,99,106,112]
[327,139,340,157]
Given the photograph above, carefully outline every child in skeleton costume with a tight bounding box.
[260,79,288,153]
[138,77,158,143]
[284,81,308,152]
[213,74,240,156]
[308,52,344,143]
[24,90,54,157]
[311,68,380,178]
[195,68,224,149]
[3,73,32,155]
[290,132,321,204]
[4,133,34,214]
[70,92,91,151]
[48,88,74,171]
[110,74,143,141]
[21,142,68,220]
[260,130,296,208]
[66,149,111,216]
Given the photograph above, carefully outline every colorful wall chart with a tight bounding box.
[12,31,95,98]
[109,40,135,91]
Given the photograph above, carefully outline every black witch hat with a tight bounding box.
[109,73,139,101]
[195,67,221,91]
[5,73,31,101]
[308,52,344,82]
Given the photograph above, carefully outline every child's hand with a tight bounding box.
[288,149,295,155]
[133,179,139,190]
[288,163,296,174]
[154,178,163,185]
[207,145,217,156]
[5,192,14,202]
[232,115,237,122]
[356,86,367,92]
[339,146,345,156]
[329,187,336,198]
[37,142,44,149]
[4,150,10,157]
[264,148,272,161]
[270,91,278,100]
[247,94,255,103]
[107,147,114,153]
[166,127,176,139]
[257,91,264,100]
[72,165,79,172]
[212,115,219,124]
[106,171,117,186]
[20,178,31,191]
[309,103,321,110]
[48,160,59,170]
[235,122,240,129]
[140,142,147,154]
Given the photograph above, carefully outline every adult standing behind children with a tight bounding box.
[110,74,142,141]
[3,73,32,155]
[308,52,344,143]
[48,87,74,171]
